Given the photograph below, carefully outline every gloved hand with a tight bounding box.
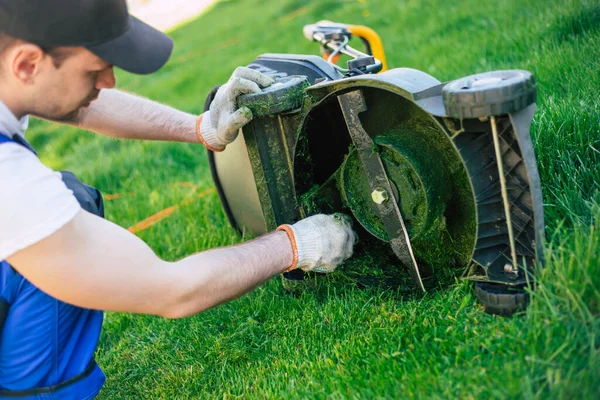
[197,67,274,151]
[277,214,357,273]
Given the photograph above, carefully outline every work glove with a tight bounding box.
[277,214,358,273]
[197,67,274,152]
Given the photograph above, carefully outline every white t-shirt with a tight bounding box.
[0,99,80,260]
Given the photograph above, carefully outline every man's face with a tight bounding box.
[31,47,116,121]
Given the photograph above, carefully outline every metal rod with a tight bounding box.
[490,116,518,272]
[322,40,383,74]
[327,36,349,63]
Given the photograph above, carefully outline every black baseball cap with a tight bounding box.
[0,0,173,74]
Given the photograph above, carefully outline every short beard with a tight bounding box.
[30,106,83,123]
[50,107,84,123]
[34,91,99,123]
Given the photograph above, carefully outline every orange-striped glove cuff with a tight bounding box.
[196,113,224,153]
[277,224,299,272]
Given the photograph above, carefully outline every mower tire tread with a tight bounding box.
[442,70,536,119]
[475,282,530,317]
[237,75,309,117]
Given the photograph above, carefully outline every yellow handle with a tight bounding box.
[347,24,388,72]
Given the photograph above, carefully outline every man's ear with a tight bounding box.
[10,44,46,84]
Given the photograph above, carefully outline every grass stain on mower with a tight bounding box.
[207,49,543,316]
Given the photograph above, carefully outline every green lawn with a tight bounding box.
[27,0,599,398]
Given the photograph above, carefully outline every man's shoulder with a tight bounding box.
[0,137,43,176]
[0,137,81,261]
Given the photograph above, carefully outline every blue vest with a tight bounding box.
[0,134,105,399]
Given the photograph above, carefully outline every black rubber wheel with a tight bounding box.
[237,75,309,117]
[442,70,536,119]
[475,282,530,317]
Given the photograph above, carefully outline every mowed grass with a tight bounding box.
[25,0,599,398]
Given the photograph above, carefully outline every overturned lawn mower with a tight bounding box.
[206,21,545,317]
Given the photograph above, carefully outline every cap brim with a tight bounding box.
[86,16,173,75]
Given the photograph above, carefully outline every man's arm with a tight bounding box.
[75,89,199,143]
[6,210,355,318]
[7,209,292,318]
[65,67,273,148]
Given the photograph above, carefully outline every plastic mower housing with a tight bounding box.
[206,22,545,316]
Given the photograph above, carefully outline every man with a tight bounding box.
[0,0,356,398]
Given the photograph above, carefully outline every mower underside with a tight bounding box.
[207,53,544,310]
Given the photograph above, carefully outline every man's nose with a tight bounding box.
[96,67,116,90]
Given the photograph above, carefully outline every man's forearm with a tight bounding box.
[77,89,200,143]
[8,210,293,318]
[168,231,293,318]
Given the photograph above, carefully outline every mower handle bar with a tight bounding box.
[303,21,388,74]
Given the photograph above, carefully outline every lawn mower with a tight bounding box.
[205,21,545,317]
